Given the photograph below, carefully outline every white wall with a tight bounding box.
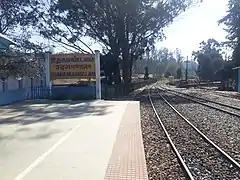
[0,76,44,92]
[7,77,19,90]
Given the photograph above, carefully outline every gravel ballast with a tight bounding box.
[165,89,240,116]
[151,92,240,179]
[160,90,240,165]
[140,93,186,180]
[168,86,240,108]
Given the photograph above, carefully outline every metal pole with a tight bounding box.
[147,51,150,67]
[185,56,188,82]
[95,50,101,99]
[45,51,52,96]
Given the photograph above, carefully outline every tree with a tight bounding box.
[0,0,46,79]
[38,0,202,84]
[156,48,180,77]
[135,47,184,78]
[174,48,184,65]
[100,53,121,85]
[219,0,240,43]
[0,0,39,35]
[176,68,182,79]
[0,49,45,80]
[218,1,240,90]
[0,31,48,79]
[192,39,224,81]
[219,0,240,66]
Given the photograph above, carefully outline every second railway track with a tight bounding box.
[159,86,240,117]
[149,88,240,179]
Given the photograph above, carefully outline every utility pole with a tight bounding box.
[185,56,188,82]
[145,47,150,79]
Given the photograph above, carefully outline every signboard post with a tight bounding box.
[95,50,101,99]
[45,52,52,96]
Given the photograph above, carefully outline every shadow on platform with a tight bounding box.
[0,100,111,126]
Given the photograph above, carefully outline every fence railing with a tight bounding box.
[0,79,157,105]
[27,87,51,100]
[102,79,157,99]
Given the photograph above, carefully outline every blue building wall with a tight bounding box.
[0,76,46,106]
[0,85,95,106]
[0,88,28,105]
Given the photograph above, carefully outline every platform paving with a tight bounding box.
[0,100,148,180]
[105,101,148,180]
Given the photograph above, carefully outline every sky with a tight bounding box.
[49,0,229,57]
[156,0,229,57]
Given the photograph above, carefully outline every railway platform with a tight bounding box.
[0,100,148,180]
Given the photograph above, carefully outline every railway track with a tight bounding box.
[159,86,240,118]
[148,88,240,179]
[198,86,240,100]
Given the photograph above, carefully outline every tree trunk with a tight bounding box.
[122,50,130,84]
[122,61,130,84]
[122,51,131,94]
[113,55,121,84]
[129,58,133,82]
[114,66,121,84]
[107,73,113,85]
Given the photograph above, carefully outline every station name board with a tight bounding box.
[50,53,95,80]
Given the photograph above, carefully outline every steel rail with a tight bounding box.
[148,90,195,180]
[157,90,240,170]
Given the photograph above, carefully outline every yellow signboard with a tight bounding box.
[50,53,95,80]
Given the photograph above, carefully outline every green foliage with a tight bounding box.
[0,50,45,80]
[232,43,240,66]
[37,0,202,83]
[0,0,48,79]
[0,0,39,34]
[216,61,235,81]
[100,53,121,85]
[149,48,184,77]
[134,48,182,77]
[219,0,240,42]
[176,68,182,79]
[192,39,224,81]
[214,0,240,90]
[0,32,48,79]
[0,0,203,82]
[219,0,240,66]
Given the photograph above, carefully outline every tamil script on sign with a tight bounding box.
[55,64,93,71]
[50,53,95,80]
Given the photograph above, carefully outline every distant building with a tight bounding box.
[233,66,240,92]
[0,33,16,52]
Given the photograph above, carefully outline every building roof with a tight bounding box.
[232,66,240,70]
[0,33,16,51]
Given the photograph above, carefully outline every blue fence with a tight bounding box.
[0,85,95,105]
[29,87,50,100]
[51,85,95,100]
[0,87,50,106]
[0,79,157,105]
[0,88,27,105]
